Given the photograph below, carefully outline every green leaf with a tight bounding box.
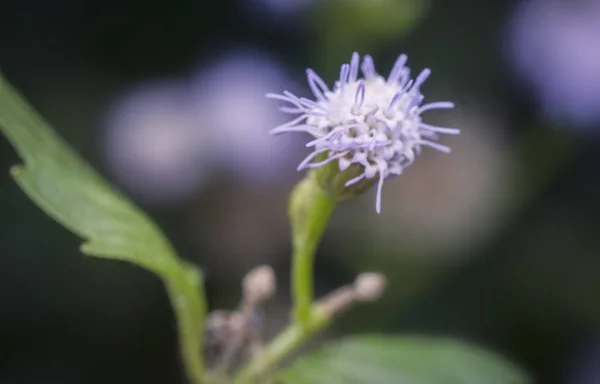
[279,335,530,384]
[0,74,207,383]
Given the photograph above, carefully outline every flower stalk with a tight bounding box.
[289,171,337,326]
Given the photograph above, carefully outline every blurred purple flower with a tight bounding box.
[243,0,318,20]
[506,0,600,127]
[103,49,303,204]
[565,336,600,384]
[191,51,303,183]
[103,80,213,203]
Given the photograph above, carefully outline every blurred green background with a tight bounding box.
[1,0,599,383]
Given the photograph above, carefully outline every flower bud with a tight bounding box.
[354,272,386,301]
[242,265,276,303]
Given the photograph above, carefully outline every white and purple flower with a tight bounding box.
[268,52,459,213]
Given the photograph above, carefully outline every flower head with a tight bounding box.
[268,52,459,213]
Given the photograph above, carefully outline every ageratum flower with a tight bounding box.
[268,52,459,213]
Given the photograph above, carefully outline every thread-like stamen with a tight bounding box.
[398,68,411,88]
[270,125,314,135]
[278,106,302,114]
[420,124,460,135]
[304,151,348,168]
[266,92,303,109]
[271,114,307,128]
[412,68,431,91]
[355,81,366,108]
[297,149,329,170]
[387,54,407,84]
[279,106,325,116]
[269,115,309,134]
[305,126,349,147]
[349,52,360,82]
[387,92,402,112]
[418,102,455,113]
[407,94,424,110]
[416,140,451,153]
[299,97,326,110]
[269,91,327,116]
[345,173,366,187]
[361,55,376,78]
[282,90,304,103]
[306,69,329,100]
[375,170,385,214]
[282,91,318,112]
[339,64,350,92]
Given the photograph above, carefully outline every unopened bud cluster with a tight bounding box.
[204,265,276,370]
[204,266,386,373]
[242,265,276,304]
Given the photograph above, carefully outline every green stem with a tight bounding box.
[233,306,331,383]
[231,173,337,383]
[165,262,207,384]
[289,173,337,326]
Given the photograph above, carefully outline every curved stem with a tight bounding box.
[231,173,337,383]
[289,173,337,326]
[165,262,207,384]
